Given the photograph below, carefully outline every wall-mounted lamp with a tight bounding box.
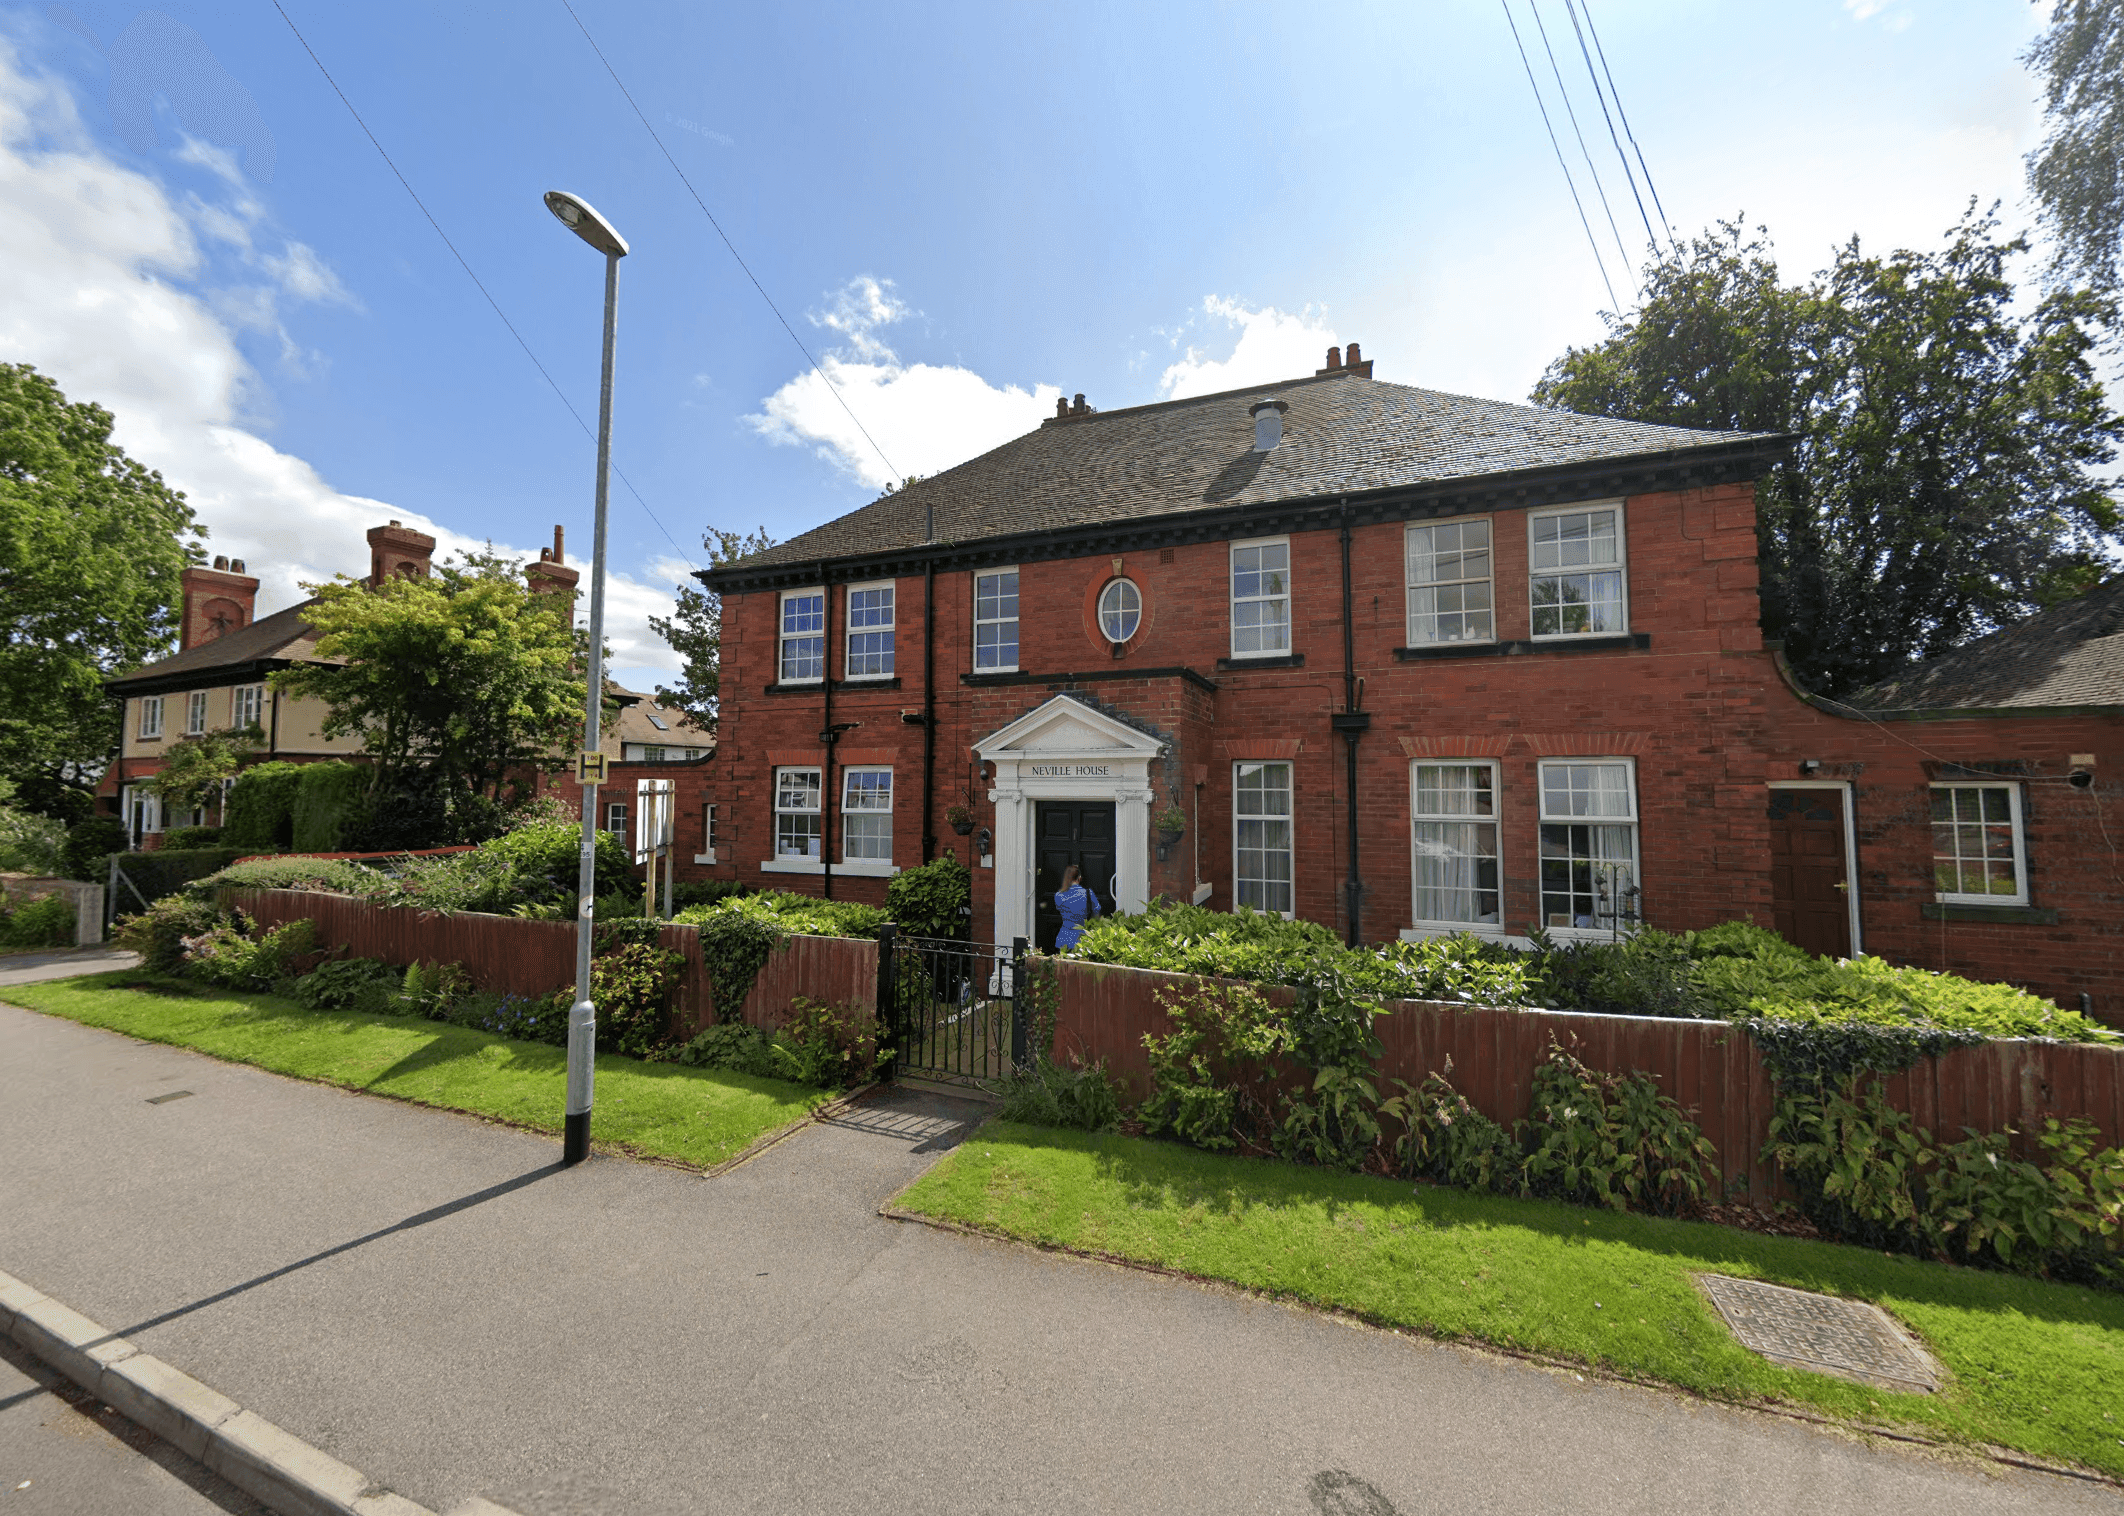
[1798,759,1822,775]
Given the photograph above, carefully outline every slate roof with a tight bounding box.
[1850,578,2124,712]
[610,688,711,749]
[104,600,330,690]
[732,369,1787,574]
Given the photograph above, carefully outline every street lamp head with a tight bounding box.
[543,190,629,258]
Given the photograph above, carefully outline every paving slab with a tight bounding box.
[0,1000,2115,1516]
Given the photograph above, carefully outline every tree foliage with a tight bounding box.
[649,526,775,728]
[0,364,200,818]
[271,550,596,806]
[2026,0,2124,295]
[144,726,261,813]
[1533,211,2122,695]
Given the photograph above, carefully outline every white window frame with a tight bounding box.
[1405,517,1496,647]
[1929,781,2030,906]
[1097,578,1142,642]
[1409,760,1503,933]
[605,801,628,837]
[696,802,719,865]
[1528,501,1629,641]
[843,580,896,680]
[233,684,265,730]
[1229,536,1292,658]
[122,784,163,841]
[771,765,823,863]
[185,690,208,735]
[973,567,1020,673]
[841,765,894,862]
[1232,760,1295,918]
[778,589,826,685]
[137,696,164,740]
[1536,758,1640,937]
[642,745,665,763]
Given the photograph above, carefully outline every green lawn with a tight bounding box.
[4,972,827,1169]
[896,1122,2124,1479]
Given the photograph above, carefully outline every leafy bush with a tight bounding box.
[397,959,474,1019]
[1381,1065,1520,1192]
[670,879,754,912]
[436,987,571,1044]
[291,957,399,1014]
[61,816,129,880]
[375,821,631,915]
[885,854,972,939]
[2,892,76,948]
[115,895,228,973]
[159,825,223,850]
[0,804,69,875]
[222,762,306,850]
[768,997,887,1089]
[996,1057,1122,1131]
[590,941,687,1057]
[1517,1046,1717,1214]
[675,889,890,941]
[109,849,259,910]
[1524,927,1718,1020]
[191,856,389,899]
[1139,979,1285,1152]
[181,915,319,991]
[666,1021,782,1079]
[291,761,369,852]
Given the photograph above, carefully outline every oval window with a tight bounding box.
[1098,578,1142,642]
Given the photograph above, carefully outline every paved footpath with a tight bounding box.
[1,1002,2115,1516]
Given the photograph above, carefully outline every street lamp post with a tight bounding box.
[544,189,628,1168]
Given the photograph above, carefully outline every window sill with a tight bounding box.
[759,857,901,877]
[1393,633,1649,661]
[763,680,824,694]
[833,676,902,691]
[1921,902,2057,925]
[1214,652,1304,671]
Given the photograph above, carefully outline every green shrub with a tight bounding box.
[291,957,399,1014]
[192,856,388,899]
[108,849,258,911]
[158,825,223,850]
[291,761,369,852]
[182,915,319,992]
[61,816,129,880]
[670,880,754,912]
[768,997,887,1089]
[222,762,306,850]
[445,988,571,1044]
[996,1058,1122,1131]
[885,854,972,939]
[1517,1045,1717,1214]
[675,889,890,941]
[2,892,76,948]
[1524,927,1718,1020]
[1381,1064,1520,1192]
[397,960,474,1019]
[1139,979,1286,1152]
[376,821,631,915]
[589,941,687,1057]
[114,895,229,973]
[0,804,69,875]
[666,1021,781,1078]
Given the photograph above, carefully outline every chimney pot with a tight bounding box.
[230,558,244,573]
[1072,393,1087,414]
[1325,346,1341,370]
[1345,341,1361,366]
[553,524,565,564]
[1056,396,1069,419]
[213,555,228,570]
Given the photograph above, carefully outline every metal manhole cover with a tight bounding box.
[1697,1274,1940,1393]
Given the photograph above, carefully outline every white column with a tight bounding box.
[989,785,1030,946]
[1116,786,1154,915]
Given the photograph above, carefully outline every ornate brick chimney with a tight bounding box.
[179,556,259,651]
[526,524,580,602]
[366,520,437,586]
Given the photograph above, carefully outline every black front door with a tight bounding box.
[1034,800,1117,952]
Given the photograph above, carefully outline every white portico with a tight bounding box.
[975,694,1165,949]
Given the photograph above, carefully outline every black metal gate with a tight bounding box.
[876,925,1029,1085]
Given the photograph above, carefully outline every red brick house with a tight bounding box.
[687,346,2123,1022]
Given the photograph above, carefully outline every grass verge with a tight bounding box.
[4,971,827,1169]
[894,1121,2124,1479]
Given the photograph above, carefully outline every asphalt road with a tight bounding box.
[0,1000,2114,1516]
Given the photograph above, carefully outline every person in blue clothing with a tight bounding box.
[1052,864,1102,951]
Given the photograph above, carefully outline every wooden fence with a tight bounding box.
[226,889,877,1034]
[1050,958,2124,1198]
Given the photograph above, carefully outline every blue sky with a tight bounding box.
[0,1,2060,689]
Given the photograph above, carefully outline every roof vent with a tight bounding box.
[1250,399,1288,452]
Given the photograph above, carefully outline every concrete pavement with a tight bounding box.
[0,999,2114,1516]
[0,948,137,989]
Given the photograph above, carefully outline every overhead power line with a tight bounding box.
[268,1,699,572]
[557,0,904,490]
[1527,0,1635,302]
[1578,1,1676,252]
[1499,0,1619,313]
[1564,0,1660,261]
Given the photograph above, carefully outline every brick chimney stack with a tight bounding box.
[366,520,437,586]
[179,556,259,651]
[1315,342,1374,379]
[526,523,581,602]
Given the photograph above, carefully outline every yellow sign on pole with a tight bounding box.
[575,750,608,785]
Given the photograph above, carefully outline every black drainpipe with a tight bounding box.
[921,558,937,863]
[1331,500,1371,947]
[820,567,836,901]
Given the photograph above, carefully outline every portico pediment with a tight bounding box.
[975,695,1166,764]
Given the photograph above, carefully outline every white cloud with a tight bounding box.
[0,43,680,686]
[1157,297,1339,400]
[749,275,1060,490]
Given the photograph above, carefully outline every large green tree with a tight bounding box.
[0,364,200,820]
[272,549,595,806]
[649,525,775,728]
[1533,210,2122,695]
[2026,0,2124,294]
